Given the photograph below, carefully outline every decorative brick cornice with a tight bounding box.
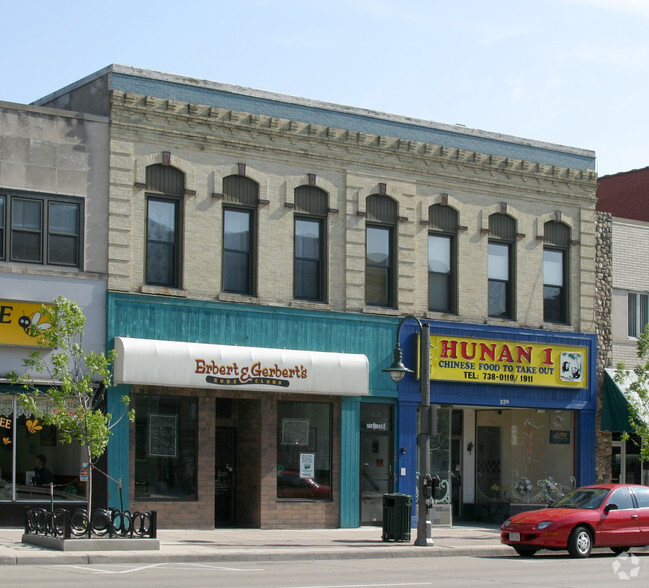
[110,90,598,192]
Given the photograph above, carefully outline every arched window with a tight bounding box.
[294,185,328,301]
[222,175,258,295]
[428,204,457,313]
[543,220,570,324]
[145,164,185,287]
[365,195,397,308]
[488,213,516,319]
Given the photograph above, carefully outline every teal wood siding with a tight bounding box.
[340,398,361,527]
[107,293,399,396]
[106,292,401,518]
[107,384,131,511]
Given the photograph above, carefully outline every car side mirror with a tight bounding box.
[605,503,619,513]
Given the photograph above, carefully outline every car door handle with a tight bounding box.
[632,514,638,519]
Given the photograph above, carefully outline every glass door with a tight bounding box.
[214,427,236,527]
[360,403,393,525]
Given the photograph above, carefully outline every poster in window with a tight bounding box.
[281,418,309,445]
[300,453,315,478]
[149,414,177,457]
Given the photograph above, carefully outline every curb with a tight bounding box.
[0,545,515,566]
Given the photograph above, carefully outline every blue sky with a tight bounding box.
[2,0,647,177]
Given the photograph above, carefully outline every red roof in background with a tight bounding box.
[597,166,649,222]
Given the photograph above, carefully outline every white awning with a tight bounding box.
[113,337,369,397]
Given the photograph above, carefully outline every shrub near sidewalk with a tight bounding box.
[10,296,134,523]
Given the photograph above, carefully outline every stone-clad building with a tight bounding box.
[26,65,600,528]
[597,169,649,487]
[0,100,109,525]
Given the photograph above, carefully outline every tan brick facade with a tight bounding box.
[106,91,597,334]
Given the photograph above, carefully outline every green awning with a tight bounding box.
[601,370,635,432]
[601,369,649,433]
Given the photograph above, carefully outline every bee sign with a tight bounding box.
[0,300,54,347]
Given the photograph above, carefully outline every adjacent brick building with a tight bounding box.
[597,168,649,486]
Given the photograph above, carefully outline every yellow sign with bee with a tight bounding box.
[0,300,53,347]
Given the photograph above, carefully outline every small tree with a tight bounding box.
[10,296,133,520]
[614,324,649,465]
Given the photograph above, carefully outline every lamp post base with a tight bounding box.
[414,519,434,546]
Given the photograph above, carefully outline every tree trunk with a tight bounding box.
[86,445,93,535]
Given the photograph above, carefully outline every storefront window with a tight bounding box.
[0,395,86,502]
[134,395,197,500]
[476,409,575,504]
[277,401,331,500]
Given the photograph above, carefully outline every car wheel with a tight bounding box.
[514,546,537,557]
[611,546,630,555]
[568,525,592,558]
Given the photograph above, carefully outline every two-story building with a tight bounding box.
[32,65,600,529]
[0,100,109,525]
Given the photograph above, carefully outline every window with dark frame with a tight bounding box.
[428,204,457,313]
[277,401,332,500]
[365,194,397,308]
[223,207,254,294]
[134,395,198,501]
[0,191,82,268]
[542,221,570,324]
[295,217,323,300]
[628,292,649,338]
[222,175,258,295]
[294,185,328,302]
[0,196,5,259]
[543,220,570,324]
[145,164,185,288]
[0,395,88,502]
[146,196,181,287]
[488,213,516,319]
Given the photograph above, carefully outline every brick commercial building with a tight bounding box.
[26,65,601,529]
[597,168,649,487]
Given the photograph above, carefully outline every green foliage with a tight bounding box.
[9,296,133,462]
[614,324,649,463]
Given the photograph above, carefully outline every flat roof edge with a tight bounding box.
[0,99,109,123]
[33,64,595,165]
[111,65,594,160]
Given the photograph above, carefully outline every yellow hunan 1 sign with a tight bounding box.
[429,335,588,389]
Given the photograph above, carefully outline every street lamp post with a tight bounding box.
[383,315,433,546]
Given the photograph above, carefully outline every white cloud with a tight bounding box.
[563,0,649,18]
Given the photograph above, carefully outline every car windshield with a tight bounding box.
[550,487,610,509]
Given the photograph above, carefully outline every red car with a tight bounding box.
[501,484,649,558]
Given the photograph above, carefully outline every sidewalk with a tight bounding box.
[0,523,510,566]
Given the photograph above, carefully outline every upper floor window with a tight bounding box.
[145,164,185,288]
[488,213,516,319]
[0,196,4,259]
[365,194,397,308]
[294,186,328,302]
[428,204,457,313]
[543,221,570,324]
[0,191,82,268]
[628,292,649,338]
[222,175,258,295]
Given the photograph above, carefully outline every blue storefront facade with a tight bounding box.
[394,320,597,525]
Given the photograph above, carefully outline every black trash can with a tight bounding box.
[381,493,412,542]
